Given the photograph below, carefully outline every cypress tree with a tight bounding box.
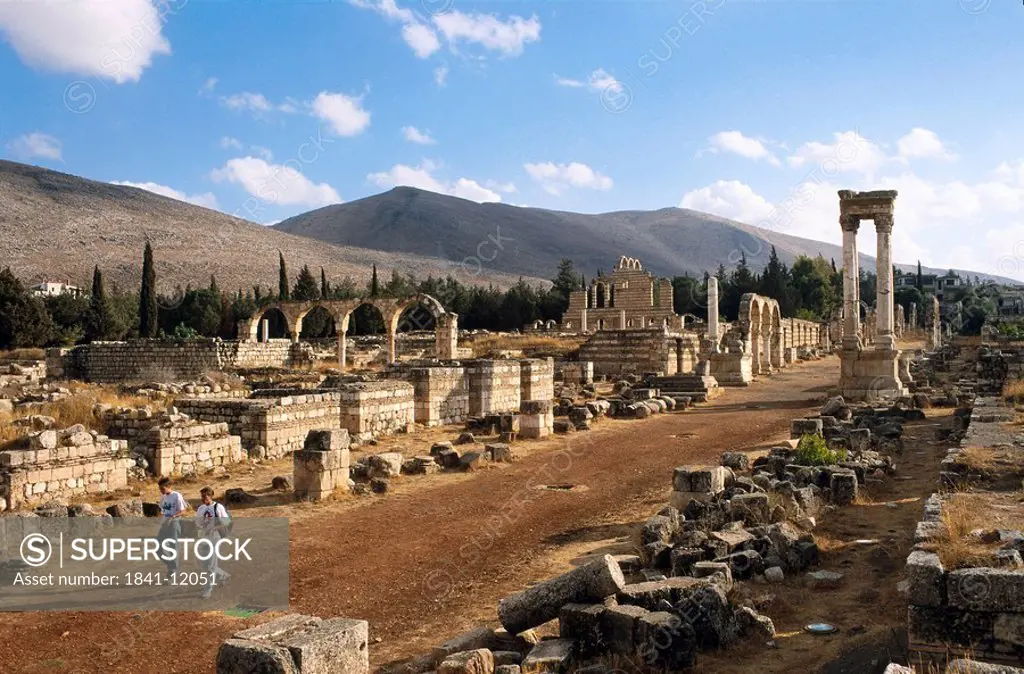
[916,260,923,291]
[278,252,290,300]
[320,267,330,299]
[370,264,379,297]
[139,242,158,337]
[293,265,320,301]
[86,266,112,341]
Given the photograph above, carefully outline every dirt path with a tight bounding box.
[0,358,839,674]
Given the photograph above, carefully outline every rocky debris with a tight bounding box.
[498,555,625,635]
[438,648,494,674]
[216,613,368,674]
[224,488,257,504]
[460,451,488,471]
[247,445,268,461]
[370,477,389,494]
[734,605,776,641]
[403,455,440,475]
[721,452,750,471]
[366,452,404,479]
[106,498,144,518]
[486,443,520,463]
[271,476,291,491]
[806,570,844,589]
[455,432,476,445]
[552,420,575,434]
[764,566,785,584]
[520,639,574,674]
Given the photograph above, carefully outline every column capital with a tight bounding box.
[840,214,861,232]
[874,213,894,233]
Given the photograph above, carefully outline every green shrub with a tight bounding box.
[794,433,847,466]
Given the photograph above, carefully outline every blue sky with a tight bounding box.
[1,0,1023,280]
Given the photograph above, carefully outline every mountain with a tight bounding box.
[275,186,1016,284]
[0,161,536,295]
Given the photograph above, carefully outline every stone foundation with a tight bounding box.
[176,393,342,459]
[557,361,594,386]
[520,358,555,403]
[293,430,350,502]
[401,366,469,427]
[58,339,296,383]
[0,429,133,510]
[520,400,554,439]
[466,360,522,415]
[579,329,698,377]
[337,381,415,439]
[839,346,907,400]
[709,351,753,386]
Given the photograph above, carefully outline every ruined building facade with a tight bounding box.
[561,256,682,332]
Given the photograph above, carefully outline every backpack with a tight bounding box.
[210,502,234,538]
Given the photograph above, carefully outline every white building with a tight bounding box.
[30,281,84,298]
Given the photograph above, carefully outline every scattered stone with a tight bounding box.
[721,452,749,471]
[520,639,574,674]
[438,649,494,674]
[271,476,291,491]
[224,488,257,505]
[455,432,476,445]
[807,570,844,589]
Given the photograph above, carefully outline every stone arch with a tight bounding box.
[545,319,557,330]
[298,305,336,340]
[596,282,607,308]
[248,305,293,342]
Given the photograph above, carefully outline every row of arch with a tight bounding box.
[239,294,457,369]
[738,293,783,375]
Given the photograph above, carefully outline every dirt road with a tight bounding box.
[0,357,838,673]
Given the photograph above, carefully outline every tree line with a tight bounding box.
[0,243,952,350]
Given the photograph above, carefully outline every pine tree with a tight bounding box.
[320,267,330,299]
[209,276,219,295]
[139,241,158,338]
[916,260,923,291]
[293,265,320,301]
[278,252,290,300]
[86,266,112,341]
[370,264,379,297]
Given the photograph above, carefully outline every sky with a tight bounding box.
[1,0,1023,281]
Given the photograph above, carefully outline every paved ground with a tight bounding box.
[0,357,841,674]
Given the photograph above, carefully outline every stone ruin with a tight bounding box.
[0,426,133,511]
[217,613,368,674]
[293,429,351,502]
[836,189,908,400]
[561,256,680,332]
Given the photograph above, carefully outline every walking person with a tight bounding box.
[157,477,187,574]
[195,487,232,599]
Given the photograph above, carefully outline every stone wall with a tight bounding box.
[336,381,415,439]
[578,329,697,377]
[466,360,521,415]
[58,340,295,383]
[520,358,555,402]
[556,360,594,385]
[0,428,133,511]
[176,393,341,459]
[399,366,469,427]
[142,423,243,478]
[0,360,46,386]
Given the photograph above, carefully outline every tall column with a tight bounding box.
[260,319,269,343]
[910,302,917,330]
[874,213,896,350]
[337,331,347,371]
[707,277,720,352]
[840,214,861,348]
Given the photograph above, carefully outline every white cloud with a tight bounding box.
[523,161,613,196]
[251,145,274,161]
[368,160,503,203]
[111,180,219,210]
[402,126,436,145]
[555,68,622,94]
[211,157,342,208]
[220,92,277,114]
[402,22,441,58]
[434,65,448,86]
[219,136,243,151]
[897,128,958,162]
[679,180,774,225]
[433,10,541,57]
[786,130,890,176]
[311,92,371,137]
[200,77,218,95]
[485,179,517,194]
[8,132,62,161]
[0,0,172,83]
[350,0,540,59]
[701,131,780,167]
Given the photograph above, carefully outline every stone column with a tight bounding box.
[910,302,917,330]
[260,319,269,343]
[386,329,397,364]
[841,214,861,348]
[435,313,458,360]
[707,277,720,353]
[619,310,626,329]
[337,331,347,372]
[874,214,896,350]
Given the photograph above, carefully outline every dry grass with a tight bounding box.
[1005,379,1024,404]
[0,348,45,361]
[468,333,587,358]
[0,385,160,448]
[931,492,1023,569]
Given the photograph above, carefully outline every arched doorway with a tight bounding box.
[254,307,291,342]
[299,305,336,341]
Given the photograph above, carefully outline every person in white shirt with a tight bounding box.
[195,486,232,599]
[157,477,187,574]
